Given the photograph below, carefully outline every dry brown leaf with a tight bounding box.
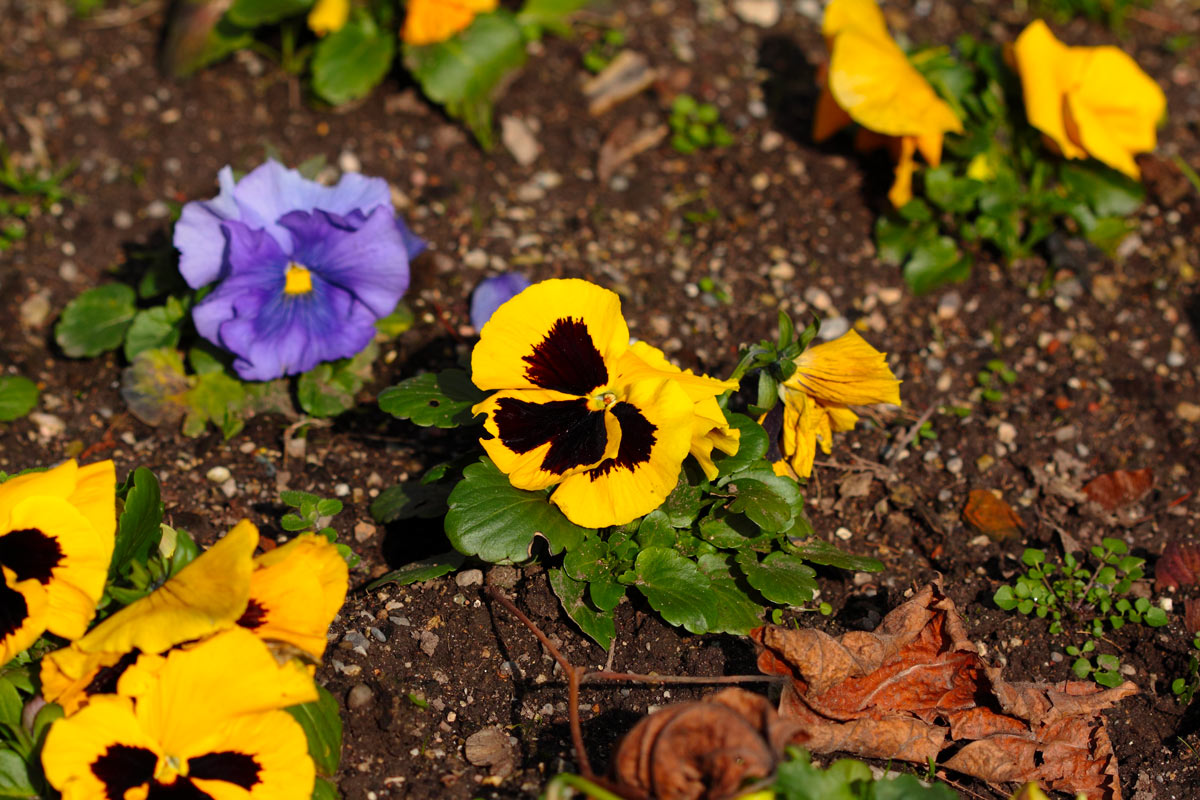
[963,489,1024,541]
[751,582,1136,800]
[1081,469,1153,511]
[597,119,669,182]
[611,688,806,800]
[1185,598,1200,635]
[1155,540,1200,591]
[583,50,659,116]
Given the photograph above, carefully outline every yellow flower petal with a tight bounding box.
[307,0,349,36]
[189,710,315,800]
[76,520,258,655]
[0,567,47,665]
[41,646,129,715]
[550,377,694,527]
[1013,20,1088,159]
[242,533,349,660]
[827,28,962,140]
[888,135,917,208]
[470,278,628,394]
[42,694,159,800]
[821,0,887,40]
[474,388,623,490]
[402,0,499,46]
[788,331,902,407]
[0,461,78,524]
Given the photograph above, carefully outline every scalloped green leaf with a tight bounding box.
[56,284,136,358]
[297,342,377,418]
[737,551,817,606]
[445,458,589,563]
[788,538,884,572]
[311,14,395,106]
[725,468,801,533]
[632,548,715,634]
[712,412,768,477]
[696,553,764,634]
[548,567,616,651]
[0,376,38,422]
[226,0,313,26]
[378,369,485,428]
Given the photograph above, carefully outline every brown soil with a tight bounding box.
[2,0,1200,798]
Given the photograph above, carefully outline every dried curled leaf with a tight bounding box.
[1082,469,1153,511]
[963,489,1024,541]
[752,581,1136,800]
[611,687,806,800]
[1155,540,1200,591]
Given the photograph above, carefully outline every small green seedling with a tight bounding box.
[1066,641,1125,688]
[1172,635,1200,705]
[279,490,358,566]
[669,94,733,155]
[583,28,626,73]
[977,358,1017,403]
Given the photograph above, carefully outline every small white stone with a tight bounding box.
[877,287,903,305]
[338,151,362,173]
[113,210,133,229]
[750,172,770,192]
[997,422,1017,444]
[835,526,853,541]
[937,290,962,319]
[733,0,781,27]
[1159,597,1173,612]
[760,131,784,153]
[818,316,849,340]
[205,465,231,484]
[501,116,540,167]
[334,483,351,497]
[463,249,488,269]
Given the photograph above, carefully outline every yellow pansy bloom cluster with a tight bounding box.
[471,278,740,528]
[402,0,499,46]
[816,0,1165,203]
[0,463,350,800]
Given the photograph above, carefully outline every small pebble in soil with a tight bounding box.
[113,210,133,229]
[347,684,374,710]
[997,422,1017,445]
[733,0,781,27]
[334,483,350,497]
[343,630,370,650]
[455,569,483,587]
[369,627,386,643]
[819,317,850,340]
[835,527,852,540]
[353,521,376,543]
[936,291,961,319]
[205,466,231,484]
[945,457,963,476]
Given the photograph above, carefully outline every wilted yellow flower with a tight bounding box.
[1013,20,1165,178]
[308,0,350,36]
[764,331,901,479]
[814,0,963,206]
[402,0,498,46]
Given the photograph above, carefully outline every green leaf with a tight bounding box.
[123,297,187,361]
[712,413,768,477]
[725,469,801,533]
[55,283,137,357]
[1060,162,1144,217]
[297,342,377,417]
[589,577,625,612]
[227,0,314,27]
[111,468,164,579]
[183,368,247,439]
[695,554,764,635]
[661,479,703,528]
[374,301,414,338]
[311,15,396,106]
[636,510,675,549]
[563,534,609,582]
[903,235,970,295]
[516,0,588,36]
[312,777,339,800]
[120,347,193,428]
[737,551,817,605]
[366,551,466,590]
[548,567,616,650]
[445,458,588,563]
[404,12,527,148]
[0,678,21,728]
[873,773,959,800]
[377,370,485,428]
[698,509,769,550]
[632,548,714,634]
[0,749,35,797]
[1144,606,1169,627]
[161,5,254,77]
[0,376,38,422]
[286,685,342,777]
[370,482,451,522]
[774,750,874,800]
[788,537,883,572]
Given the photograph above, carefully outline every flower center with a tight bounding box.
[283,262,313,295]
[155,754,186,783]
[587,390,618,412]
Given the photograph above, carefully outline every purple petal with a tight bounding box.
[278,208,411,317]
[231,159,392,251]
[219,281,377,380]
[191,222,288,343]
[396,217,426,260]
[470,273,531,330]
[174,166,239,288]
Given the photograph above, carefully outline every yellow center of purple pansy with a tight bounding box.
[283,263,313,295]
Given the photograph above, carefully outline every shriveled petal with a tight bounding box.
[470,273,531,331]
[474,389,622,490]
[889,135,918,208]
[243,533,349,659]
[402,0,498,46]
[1013,20,1088,160]
[231,159,392,251]
[174,165,239,288]
[280,207,412,316]
[76,521,257,655]
[689,396,741,481]
[471,279,628,394]
[551,377,694,528]
[788,330,901,407]
[828,28,962,139]
[779,392,819,479]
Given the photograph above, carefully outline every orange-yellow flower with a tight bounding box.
[402,0,498,46]
[1012,20,1165,179]
[813,0,963,207]
[308,0,350,36]
[764,331,901,479]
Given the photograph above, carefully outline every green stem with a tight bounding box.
[544,774,630,800]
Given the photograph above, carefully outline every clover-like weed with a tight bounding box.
[669,94,734,155]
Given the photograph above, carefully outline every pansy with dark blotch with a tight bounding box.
[0,460,115,665]
[470,279,736,528]
[42,628,316,800]
[174,160,425,380]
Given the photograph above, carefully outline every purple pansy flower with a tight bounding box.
[469,273,530,331]
[174,159,425,380]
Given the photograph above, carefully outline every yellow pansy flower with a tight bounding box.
[0,460,115,664]
[42,629,316,800]
[813,0,963,206]
[764,331,901,479]
[471,278,715,528]
[1013,19,1165,178]
[308,0,350,36]
[402,0,498,46]
[237,533,349,660]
